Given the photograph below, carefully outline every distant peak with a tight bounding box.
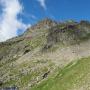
[38,18,57,25]
[30,18,57,30]
[38,18,56,23]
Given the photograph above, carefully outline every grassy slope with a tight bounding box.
[0,28,54,90]
[31,57,90,90]
[1,59,54,89]
[1,21,90,90]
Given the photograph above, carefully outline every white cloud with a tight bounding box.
[22,12,37,20]
[0,0,30,42]
[30,14,37,19]
[37,0,46,10]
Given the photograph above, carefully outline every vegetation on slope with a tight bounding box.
[31,57,90,90]
[0,19,90,90]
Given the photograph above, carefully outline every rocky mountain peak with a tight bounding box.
[29,18,57,30]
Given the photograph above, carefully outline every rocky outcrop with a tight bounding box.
[30,18,57,30]
[43,20,90,49]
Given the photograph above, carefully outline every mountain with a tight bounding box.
[0,19,90,90]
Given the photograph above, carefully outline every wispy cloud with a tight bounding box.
[22,12,37,20]
[0,0,30,42]
[30,14,37,19]
[37,0,46,10]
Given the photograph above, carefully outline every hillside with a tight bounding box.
[31,57,90,90]
[0,19,90,90]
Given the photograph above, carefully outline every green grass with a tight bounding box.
[28,33,47,50]
[0,57,54,90]
[31,57,90,90]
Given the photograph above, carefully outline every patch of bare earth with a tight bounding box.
[15,39,90,68]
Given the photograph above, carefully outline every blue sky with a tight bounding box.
[0,0,90,41]
[20,0,90,24]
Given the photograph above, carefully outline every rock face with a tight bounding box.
[23,18,57,37]
[30,18,57,30]
[0,19,90,90]
[43,20,90,50]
